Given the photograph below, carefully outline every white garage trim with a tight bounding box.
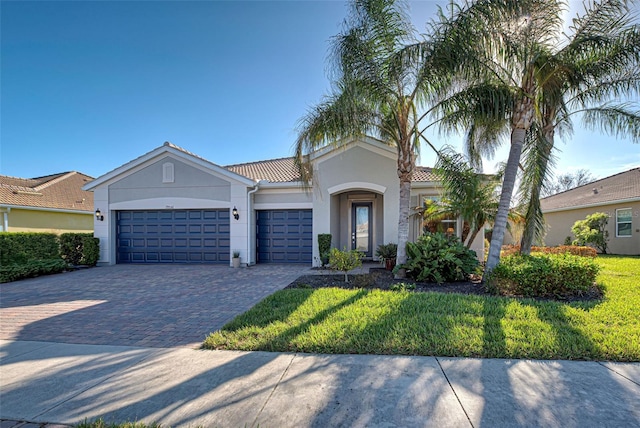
[110,197,230,210]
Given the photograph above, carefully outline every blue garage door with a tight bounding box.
[257,210,312,263]
[117,210,230,263]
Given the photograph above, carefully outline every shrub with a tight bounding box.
[0,259,68,283]
[59,233,100,266]
[399,232,478,284]
[572,212,609,253]
[486,253,600,298]
[81,236,100,266]
[0,232,60,265]
[329,247,362,282]
[318,234,332,266]
[501,244,597,258]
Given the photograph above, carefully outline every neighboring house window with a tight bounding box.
[616,208,632,237]
[163,162,174,183]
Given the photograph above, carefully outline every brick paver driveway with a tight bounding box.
[0,264,309,348]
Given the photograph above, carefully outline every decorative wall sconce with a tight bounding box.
[232,206,239,220]
[95,209,104,221]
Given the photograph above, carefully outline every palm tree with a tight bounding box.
[294,0,450,273]
[423,147,501,249]
[518,0,640,254]
[432,0,639,275]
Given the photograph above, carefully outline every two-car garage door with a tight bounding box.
[116,209,312,264]
[116,210,230,263]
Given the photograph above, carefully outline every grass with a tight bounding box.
[203,256,640,361]
[75,420,163,428]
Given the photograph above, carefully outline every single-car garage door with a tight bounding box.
[117,210,230,263]
[257,209,312,263]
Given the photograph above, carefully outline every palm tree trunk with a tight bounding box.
[520,120,554,255]
[465,226,481,250]
[484,127,526,278]
[395,143,414,279]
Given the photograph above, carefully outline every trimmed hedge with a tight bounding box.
[486,253,600,299]
[0,232,60,265]
[501,244,597,258]
[0,232,99,283]
[60,233,100,266]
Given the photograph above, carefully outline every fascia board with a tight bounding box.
[542,197,640,214]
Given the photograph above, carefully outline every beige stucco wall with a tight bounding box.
[543,201,640,255]
[311,142,400,265]
[6,208,93,234]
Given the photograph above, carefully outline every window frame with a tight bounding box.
[615,207,633,238]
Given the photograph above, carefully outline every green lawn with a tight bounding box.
[203,255,640,361]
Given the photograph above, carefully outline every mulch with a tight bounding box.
[286,267,603,302]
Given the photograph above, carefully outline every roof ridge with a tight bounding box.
[224,156,295,168]
[541,166,640,200]
[33,171,77,191]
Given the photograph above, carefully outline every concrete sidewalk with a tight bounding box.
[1,340,639,428]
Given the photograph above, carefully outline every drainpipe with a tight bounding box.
[246,180,265,266]
[1,207,9,232]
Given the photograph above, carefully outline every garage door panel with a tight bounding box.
[257,210,312,264]
[117,209,229,264]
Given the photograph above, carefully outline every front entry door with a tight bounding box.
[352,202,372,257]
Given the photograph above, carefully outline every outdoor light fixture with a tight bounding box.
[95,209,104,221]
[232,206,239,220]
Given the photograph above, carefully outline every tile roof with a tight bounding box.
[224,157,437,183]
[225,157,301,183]
[0,171,95,212]
[540,167,640,211]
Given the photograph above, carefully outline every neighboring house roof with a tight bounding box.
[0,171,95,212]
[540,167,640,212]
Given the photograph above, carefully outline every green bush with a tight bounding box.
[572,212,609,254]
[486,253,600,298]
[329,247,362,282]
[0,259,68,283]
[81,236,100,266]
[399,232,478,283]
[318,233,332,266]
[0,232,60,265]
[60,233,99,266]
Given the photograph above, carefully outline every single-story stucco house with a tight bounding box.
[83,138,483,266]
[0,171,94,234]
[540,167,639,255]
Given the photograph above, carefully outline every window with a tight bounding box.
[420,196,458,236]
[616,208,632,237]
[162,162,174,183]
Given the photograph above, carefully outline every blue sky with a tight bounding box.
[1,0,638,183]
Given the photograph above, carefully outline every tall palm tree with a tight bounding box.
[433,0,639,275]
[518,0,640,254]
[294,0,449,273]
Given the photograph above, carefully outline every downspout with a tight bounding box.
[1,207,10,232]
[246,180,264,266]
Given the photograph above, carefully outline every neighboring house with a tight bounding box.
[83,139,484,266]
[0,171,95,234]
[540,167,640,255]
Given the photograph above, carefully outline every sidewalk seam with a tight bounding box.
[597,361,640,387]
[435,357,475,428]
[31,350,161,422]
[251,352,297,428]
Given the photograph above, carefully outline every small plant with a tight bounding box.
[572,212,610,254]
[375,243,397,270]
[486,253,600,298]
[329,247,362,282]
[232,250,240,258]
[318,233,332,266]
[398,232,478,283]
[389,282,416,291]
[564,236,572,245]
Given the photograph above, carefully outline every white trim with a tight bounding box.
[542,197,640,214]
[84,144,255,190]
[615,207,633,238]
[0,204,92,215]
[328,182,386,195]
[254,203,313,210]
[162,162,175,183]
[109,197,230,210]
